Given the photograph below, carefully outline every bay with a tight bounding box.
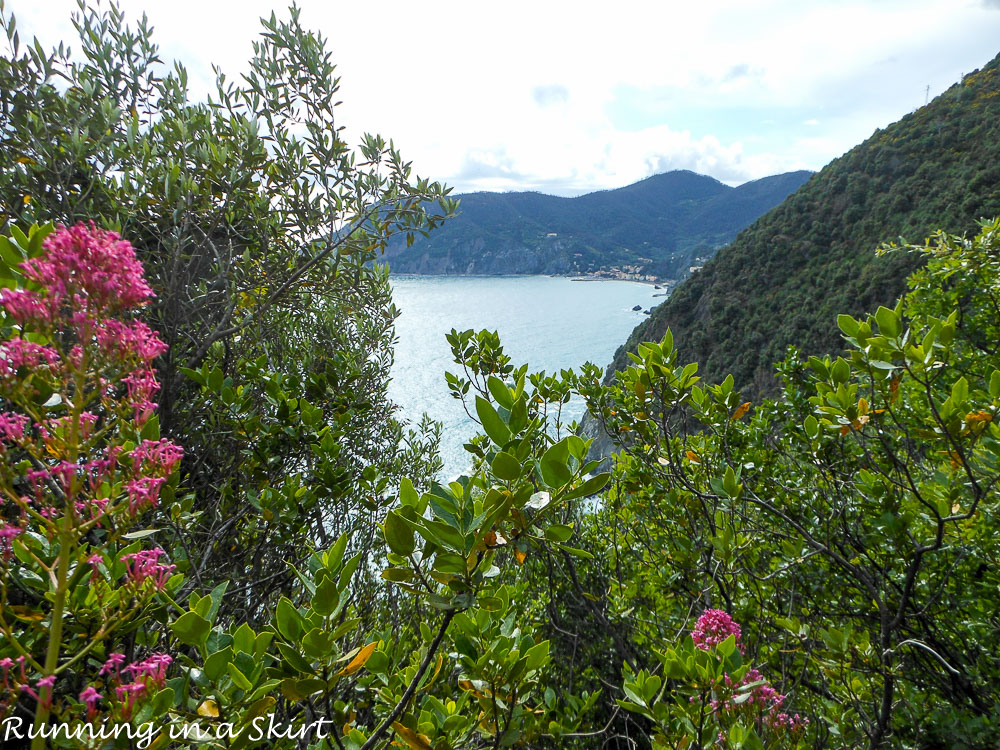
[388,275,661,479]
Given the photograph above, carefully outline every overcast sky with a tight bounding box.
[10,1,1000,196]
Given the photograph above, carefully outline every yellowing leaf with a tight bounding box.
[336,642,376,678]
[392,722,433,750]
[857,397,869,416]
[514,548,526,566]
[731,401,751,421]
[685,451,699,463]
[197,700,219,718]
[10,606,44,622]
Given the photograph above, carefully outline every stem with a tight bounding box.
[360,609,455,750]
[30,523,71,750]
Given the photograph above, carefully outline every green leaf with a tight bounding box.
[875,306,900,338]
[562,473,610,502]
[275,597,305,642]
[170,611,211,648]
[312,577,339,617]
[544,524,574,543]
[149,687,174,717]
[233,623,256,654]
[491,451,521,482]
[276,641,314,674]
[139,414,160,441]
[122,528,159,540]
[540,440,572,487]
[487,376,513,409]
[227,662,253,691]
[476,396,511,445]
[302,628,335,659]
[204,647,233,682]
[952,376,969,405]
[478,596,504,611]
[837,314,860,337]
[384,511,416,555]
[325,534,349,571]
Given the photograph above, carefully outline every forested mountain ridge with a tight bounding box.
[610,52,1000,397]
[383,169,811,279]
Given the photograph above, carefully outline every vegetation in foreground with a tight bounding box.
[1,3,998,748]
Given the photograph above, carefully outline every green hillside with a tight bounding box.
[611,52,1000,396]
[383,170,811,279]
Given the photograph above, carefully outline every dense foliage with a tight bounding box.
[0,0,454,622]
[614,52,1000,398]
[2,4,999,750]
[383,171,810,279]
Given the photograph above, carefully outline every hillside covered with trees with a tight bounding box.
[1,4,999,750]
[612,52,1000,397]
[383,170,811,279]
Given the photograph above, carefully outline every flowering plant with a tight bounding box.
[620,609,808,749]
[0,223,183,747]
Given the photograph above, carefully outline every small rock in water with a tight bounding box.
[654,285,661,289]
[632,304,642,311]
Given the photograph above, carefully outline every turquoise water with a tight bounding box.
[388,275,661,479]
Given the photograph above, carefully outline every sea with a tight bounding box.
[387,275,662,479]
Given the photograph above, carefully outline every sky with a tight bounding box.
[9,0,1000,196]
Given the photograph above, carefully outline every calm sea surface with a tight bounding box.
[388,275,661,479]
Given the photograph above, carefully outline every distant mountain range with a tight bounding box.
[383,170,812,280]
[610,51,1000,399]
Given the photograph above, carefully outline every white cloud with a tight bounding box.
[7,0,1000,195]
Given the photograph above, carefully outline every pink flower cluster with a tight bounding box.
[0,522,23,561]
[121,547,176,591]
[0,411,29,443]
[19,222,153,315]
[0,339,60,383]
[95,651,172,720]
[691,611,809,740]
[0,657,56,712]
[692,609,744,654]
[124,476,166,515]
[131,439,184,477]
[95,319,167,363]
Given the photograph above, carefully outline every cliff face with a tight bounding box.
[608,53,1000,400]
[384,170,812,280]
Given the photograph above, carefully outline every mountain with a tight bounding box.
[609,53,1000,398]
[383,170,812,279]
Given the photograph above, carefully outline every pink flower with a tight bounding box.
[114,681,146,720]
[0,338,60,382]
[131,439,184,476]
[125,653,172,688]
[0,657,13,691]
[124,476,166,515]
[121,369,161,425]
[99,653,126,680]
[95,319,167,363]
[21,675,56,709]
[121,547,176,590]
[0,412,29,443]
[80,685,102,720]
[0,522,23,561]
[691,609,743,653]
[87,554,103,582]
[22,223,154,314]
[0,287,51,325]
